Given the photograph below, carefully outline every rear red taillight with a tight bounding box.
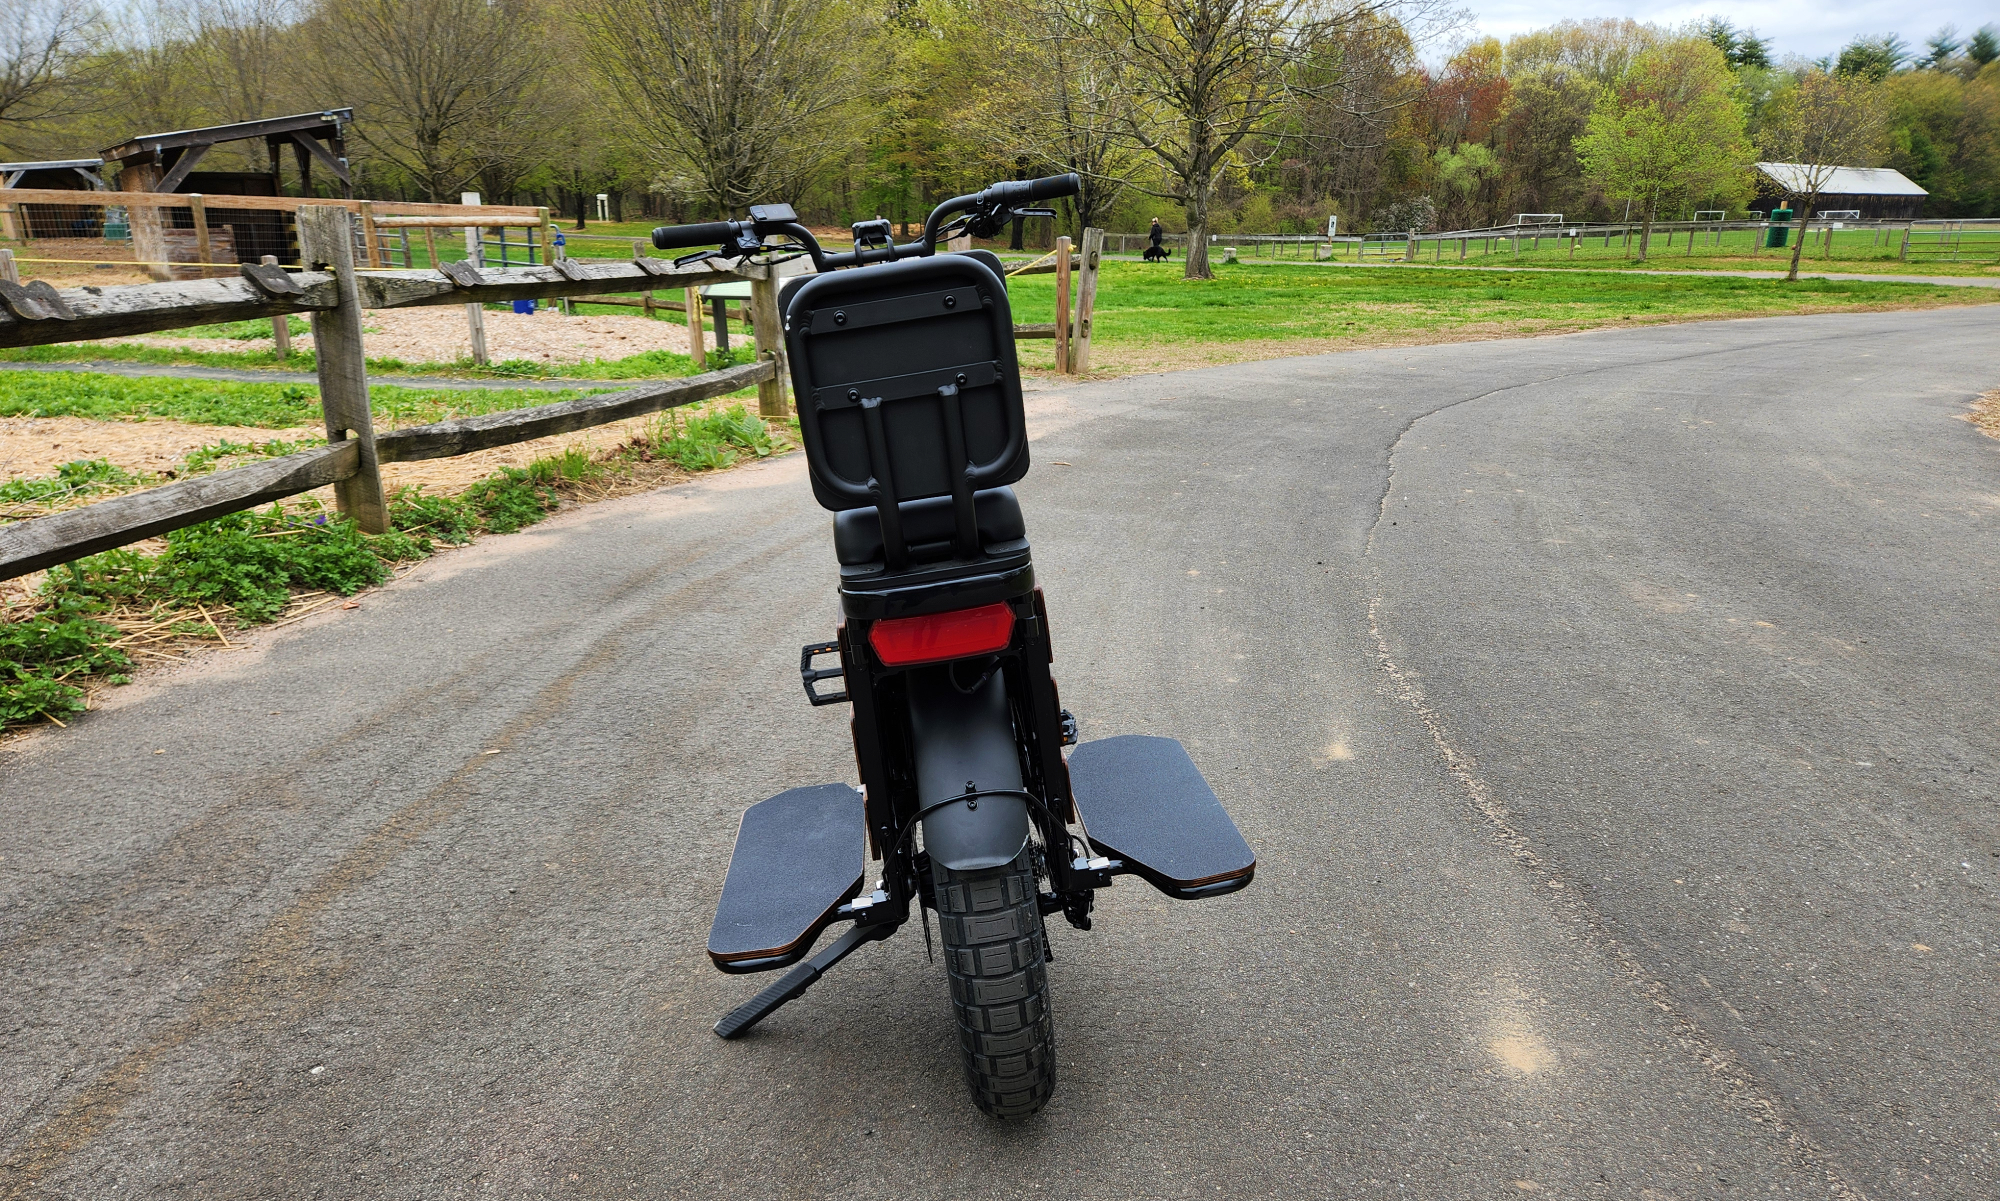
[868,602,1016,667]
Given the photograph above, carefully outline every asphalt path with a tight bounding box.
[3,306,1996,1198]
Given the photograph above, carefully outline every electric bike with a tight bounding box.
[652,174,1256,1118]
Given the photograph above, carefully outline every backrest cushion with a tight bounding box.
[782,254,1028,513]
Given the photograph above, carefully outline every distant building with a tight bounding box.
[98,110,355,279]
[1752,163,1927,220]
[0,159,109,239]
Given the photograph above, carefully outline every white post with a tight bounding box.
[460,191,489,367]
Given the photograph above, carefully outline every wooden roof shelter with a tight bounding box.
[1752,163,1928,220]
[102,110,356,198]
[0,159,108,190]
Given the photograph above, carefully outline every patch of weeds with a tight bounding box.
[148,506,391,622]
[0,614,131,724]
[463,468,560,534]
[179,436,325,476]
[640,404,774,472]
[531,445,605,485]
[388,486,481,546]
[179,315,312,340]
[0,459,144,509]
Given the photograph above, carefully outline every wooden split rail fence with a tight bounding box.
[0,205,787,581]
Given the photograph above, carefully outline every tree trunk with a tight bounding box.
[1636,205,1654,263]
[1786,198,1812,282]
[1009,216,1025,251]
[1183,188,1212,280]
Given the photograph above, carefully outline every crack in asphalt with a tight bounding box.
[1360,329,1879,1199]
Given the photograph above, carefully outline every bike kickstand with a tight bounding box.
[713,922,896,1040]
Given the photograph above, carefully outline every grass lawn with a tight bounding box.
[999,259,2000,374]
[1218,225,2000,278]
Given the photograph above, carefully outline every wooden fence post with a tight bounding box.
[295,205,388,534]
[632,240,657,318]
[749,269,788,417]
[0,248,17,284]
[189,194,214,279]
[1070,228,1104,374]
[1899,224,1912,261]
[263,255,290,357]
[358,200,383,267]
[423,226,440,270]
[684,286,705,369]
[1053,234,1072,374]
[460,195,490,366]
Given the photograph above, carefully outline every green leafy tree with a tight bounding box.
[1836,35,1909,82]
[1431,141,1497,226]
[1575,38,1751,261]
[1495,65,1599,220]
[1969,26,2000,68]
[1756,69,1887,279]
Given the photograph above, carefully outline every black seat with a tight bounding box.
[833,486,1027,569]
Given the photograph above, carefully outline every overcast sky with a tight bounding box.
[1462,0,1994,62]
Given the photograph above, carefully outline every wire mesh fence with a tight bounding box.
[1099,218,2000,270]
[0,190,548,286]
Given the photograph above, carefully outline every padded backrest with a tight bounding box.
[782,254,1028,514]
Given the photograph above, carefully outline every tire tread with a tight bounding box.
[932,848,1055,1117]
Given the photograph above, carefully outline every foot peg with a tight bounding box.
[1067,736,1256,899]
[708,784,866,972]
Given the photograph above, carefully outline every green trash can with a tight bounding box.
[1765,208,1793,248]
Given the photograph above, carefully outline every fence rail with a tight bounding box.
[0,185,551,281]
[1103,218,2000,267]
[0,204,787,580]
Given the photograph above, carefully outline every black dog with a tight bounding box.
[1143,245,1172,263]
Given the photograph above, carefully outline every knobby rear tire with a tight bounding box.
[930,847,1055,1118]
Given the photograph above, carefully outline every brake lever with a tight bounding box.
[1014,207,1058,219]
[673,248,734,268]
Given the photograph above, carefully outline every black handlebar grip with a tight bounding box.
[652,221,740,250]
[1026,172,1082,201]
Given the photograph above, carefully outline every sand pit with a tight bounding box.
[113,305,696,365]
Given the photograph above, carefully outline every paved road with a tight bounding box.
[3,307,1996,1198]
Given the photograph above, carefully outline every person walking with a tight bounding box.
[1146,217,1168,263]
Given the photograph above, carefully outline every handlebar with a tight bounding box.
[650,221,741,251]
[991,174,1082,204]
[646,172,1082,273]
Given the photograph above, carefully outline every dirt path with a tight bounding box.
[109,305,698,364]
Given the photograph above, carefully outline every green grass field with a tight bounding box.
[1210,225,2000,277]
[3,253,1988,405]
[999,260,1997,372]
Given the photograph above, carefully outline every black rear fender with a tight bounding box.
[905,663,1030,872]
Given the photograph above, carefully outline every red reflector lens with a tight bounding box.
[869,602,1016,667]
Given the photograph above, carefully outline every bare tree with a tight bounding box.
[580,0,864,217]
[190,0,304,129]
[1284,13,1423,231]
[309,0,544,201]
[1755,69,1886,281]
[1087,0,1454,279]
[989,0,1140,238]
[0,0,103,158]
